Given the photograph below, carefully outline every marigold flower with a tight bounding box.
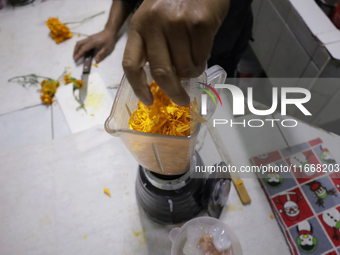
[128,81,205,136]
[64,73,74,84]
[40,94,53,105]
[76,79,84,88]
[39,79,59,104]
[46,17,73,44]
[63,74,83,88]
[40,79,59,94]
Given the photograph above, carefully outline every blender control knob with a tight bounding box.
[212,179,231,206]
[201,162,231,219]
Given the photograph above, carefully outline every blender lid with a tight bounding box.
[201,162,231,218]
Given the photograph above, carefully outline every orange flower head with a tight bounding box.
[46,17,73,44]
[63,73,77,84]
[76,79,84,88]
[39,79,59,104]
[40,94,53,105]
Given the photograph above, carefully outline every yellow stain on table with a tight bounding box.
[139,236,146,246]
[132,228,146,246]
[226,203,244,212]
[132,229,142,237]
[85,92,105,111]
[39,214,52,227]
[84,235,87,239]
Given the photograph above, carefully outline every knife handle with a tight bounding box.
[83,49,95,74]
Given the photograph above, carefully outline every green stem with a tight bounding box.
[36,75,53,80]
[63,11,105,25]
[73,91,87,113]
[71,31,89,37]
[8,74,53,82]
[57,69,68,81]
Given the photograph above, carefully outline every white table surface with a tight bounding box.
[1,1,340,255]
[0,0,126,150]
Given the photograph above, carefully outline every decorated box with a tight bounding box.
[251,138,340,255]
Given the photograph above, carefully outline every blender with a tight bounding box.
[105,65,231,224]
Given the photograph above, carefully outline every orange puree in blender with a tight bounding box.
[129,81,206,136]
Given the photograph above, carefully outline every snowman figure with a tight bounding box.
[320,146,336,165]
[277,192,301,222]
[265,173,283,188]
[290,151,315,177]
[307,180,337,207]
[257,154,269,159]
[322,208,340,240]
[296,220,317,253]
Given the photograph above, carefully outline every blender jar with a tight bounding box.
[105,64,226,175]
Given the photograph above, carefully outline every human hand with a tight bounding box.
[122,0,229,106]
[73,29,116,63]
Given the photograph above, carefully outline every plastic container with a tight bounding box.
[332,1,340,29]
[316,0,339,17]
[105,64,226,175]
[169,217,242,255]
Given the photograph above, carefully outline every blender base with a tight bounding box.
[135,151,206,225]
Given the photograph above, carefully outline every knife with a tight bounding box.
[79,49,95,104]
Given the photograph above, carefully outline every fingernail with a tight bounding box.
[143,97,153,106]
[177,94,190,106]
[75,57,83,66]
[143,87,154,106]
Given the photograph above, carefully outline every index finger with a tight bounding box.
[73,39,88,60]
[123,30,153,106]
[145,31,190,106]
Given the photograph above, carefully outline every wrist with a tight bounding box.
[103,26,117,37]
[104,0,134,37]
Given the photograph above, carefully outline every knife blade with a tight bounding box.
[79,49,95,104]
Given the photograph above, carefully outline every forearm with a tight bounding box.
[104,0,136,35]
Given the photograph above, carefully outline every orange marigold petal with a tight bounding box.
[104,188,111,198]
[128,81,203,136]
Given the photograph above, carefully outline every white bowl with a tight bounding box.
[169,216,242,255]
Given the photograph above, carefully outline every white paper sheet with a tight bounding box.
[56,73,113,133]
